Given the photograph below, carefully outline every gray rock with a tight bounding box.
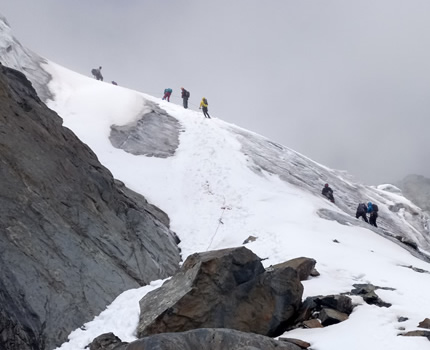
[109,101,180,158]
[0,65,181,350]
[137,247,303,338]
[127,328,302,350]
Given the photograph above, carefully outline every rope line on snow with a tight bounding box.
[206,195,232,251]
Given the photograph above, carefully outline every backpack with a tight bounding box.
[91,68,97,76]
[185,90,190,98]
[372,204,379,212]
[203,98,208,105]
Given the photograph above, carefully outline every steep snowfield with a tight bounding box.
[1,16,429,349]
[40,63,430,350]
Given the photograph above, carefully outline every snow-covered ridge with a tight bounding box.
[0,15,52,101]
[1,14,430,350]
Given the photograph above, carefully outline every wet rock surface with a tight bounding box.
[0,65,181,350]
[137,247,304,338]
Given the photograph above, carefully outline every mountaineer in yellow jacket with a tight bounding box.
[199,97,211,119]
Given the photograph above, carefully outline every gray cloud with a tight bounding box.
[1,0,430,185]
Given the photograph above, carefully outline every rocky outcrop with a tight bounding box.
[293,294,354,329]
[109,101,180,158]
[137,247,304,338]
[0,65,181,350]
[351,284,394,308]
[89,329,303,350]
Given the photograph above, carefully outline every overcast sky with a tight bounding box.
[1,0,429,185]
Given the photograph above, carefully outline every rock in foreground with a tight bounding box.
[137,247,304,338]
[127,329,302,350]
[0,65,181,350]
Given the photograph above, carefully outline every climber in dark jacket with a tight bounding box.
[356,203,368,223]
[321,183,335,203]
[367,202,378,227]
[91,66,103,81]
[181,87,190,109]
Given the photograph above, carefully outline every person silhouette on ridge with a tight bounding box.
[91,66,103,81]
[162,88,172,102]
[181,87,190,109]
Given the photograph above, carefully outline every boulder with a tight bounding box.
[137,247,303,338]
[127,329,302,350]
[271,257,317,281]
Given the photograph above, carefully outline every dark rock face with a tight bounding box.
[127,329,302,350]
[0,65,181,350]
[109,101,180,158]
[137,247,303,338]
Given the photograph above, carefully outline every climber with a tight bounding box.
[356,203,368,223]
[181,87,190,109]
[199,97,211,119]
[91,66,103,81]
[367,202,379,227]
[162,88,173,102]
[321,183,335,203]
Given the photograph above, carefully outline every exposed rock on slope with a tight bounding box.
[0,65,181,350]
[110,101,181,158]
[137,247,303,338]
[89,329,303,350]
[0,15,52,101]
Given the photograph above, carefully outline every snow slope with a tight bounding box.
[41,63,430,350]
[1,16,429,349]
